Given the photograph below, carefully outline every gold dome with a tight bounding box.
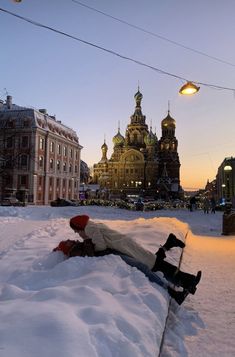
[112,130,125,146]
[161,112,176,128]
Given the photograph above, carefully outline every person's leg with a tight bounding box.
[152,251,201,293]
[119,254,166,288]
[119,254,189,305]
[161,233,185,250]
[167,287,189,305]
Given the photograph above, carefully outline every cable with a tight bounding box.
[71,0,235,68]
[1,7,235,93]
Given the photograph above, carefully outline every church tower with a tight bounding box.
[158,109,180,197]
[93,90,181,199]
[125,89,148,148]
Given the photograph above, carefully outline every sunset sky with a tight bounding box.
[1,0,235,190]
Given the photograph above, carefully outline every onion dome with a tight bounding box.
[134,89,143,107]
[144,129,158,146]
[161,111,176,128]
[101,141,108,150]
[112,128,125,146]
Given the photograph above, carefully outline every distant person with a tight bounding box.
[203,197,210,214]
[189,196,196,212]
[53,215,202,305]
[135,198,144,211]
[210,197,216,214]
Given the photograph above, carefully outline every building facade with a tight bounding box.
[216,157,235,206]
[93,90,182,199]
[0,95,82,205]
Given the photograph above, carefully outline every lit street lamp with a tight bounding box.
[221,183,226,203]
[179,81,200,95]
[224,165,232,202]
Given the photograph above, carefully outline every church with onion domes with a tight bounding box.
[93,89,182,199]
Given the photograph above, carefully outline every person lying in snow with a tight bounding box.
[53,215,202,305]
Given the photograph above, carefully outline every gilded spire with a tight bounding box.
[168,100,170,114]
[134,87,143,108]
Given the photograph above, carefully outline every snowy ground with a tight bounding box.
[0,205,234,357]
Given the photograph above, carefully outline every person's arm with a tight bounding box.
[68,239,95,257]
[82,239,95,256]
[85,222,107,251]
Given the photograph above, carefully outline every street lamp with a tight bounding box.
[179,81,200,95]
[221,183,226,203]
[224,165,232,202]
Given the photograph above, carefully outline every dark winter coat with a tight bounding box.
[53,239,95,257]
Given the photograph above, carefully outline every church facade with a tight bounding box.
[93,90,182,200]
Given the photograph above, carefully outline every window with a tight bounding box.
[23,119,30,128]
[7,120,15,128]
[5,156,13,168]
[57,144,61,154]
[75,165,78,173]
[39,137,44,150]
[19,175,27,186]
[63,146,67,156]
[69,149,73,158]
[57,160,60,170]
[20,154,28,167]
[39,156,44,168]
[75,151,78,160]
[6,136,13,148]
[49,158,54,169]
[21,136,29,148]
[69,164,72,173]
[63,162,67,172]
[50,141,55,153]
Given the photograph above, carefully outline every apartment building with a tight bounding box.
[0,95,82,205]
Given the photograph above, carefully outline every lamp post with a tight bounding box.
[221,183,226,205]
[224,165,232,202]
[222,165,234,235]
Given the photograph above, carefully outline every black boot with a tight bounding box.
[188,270,202,294]
[175,270,202,294]
[163,233,185,250]
[168,287,189,305]
[152,248,166,272]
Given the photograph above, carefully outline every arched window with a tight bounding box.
[49,158,54,169]
[39,156,44,168]
[50,141,55,152]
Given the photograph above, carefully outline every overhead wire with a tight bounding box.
[0,7,235,93]
[71,0,235,68]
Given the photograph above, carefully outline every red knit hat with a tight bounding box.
[70,215,89,231]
